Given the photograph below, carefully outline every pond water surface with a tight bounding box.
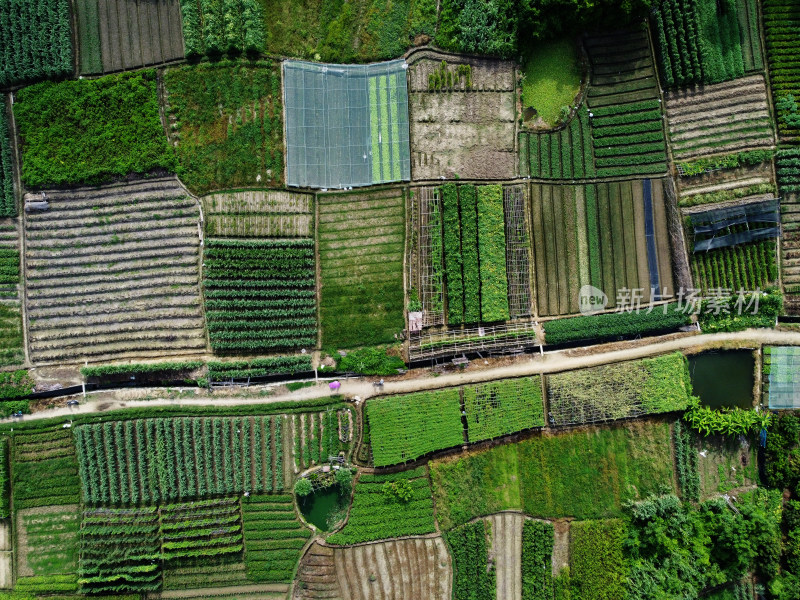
[298,485,347,532]
[688,350,755,409]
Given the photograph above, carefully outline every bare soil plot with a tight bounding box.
[76,0,184,74]
[294,542,342,599]
[24,178,206,364]
[407,55,516,180]
[487,512,525,600]
[666,75,775,160]
[332,537,452,600]
[203,190,313,238]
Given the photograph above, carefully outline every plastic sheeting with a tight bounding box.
[283,59,411,189]
[768,346,800,409]
[690,199,780,252]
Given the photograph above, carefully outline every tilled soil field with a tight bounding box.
[407,55,516,180]
[331,536,452,600]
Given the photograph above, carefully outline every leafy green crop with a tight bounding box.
[477,185,509,322]
[15,71,175,188]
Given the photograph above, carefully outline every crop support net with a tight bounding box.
[503,185,533,318]
[284,59,411,189]
[409,322,539,362]
[690,199,780,252]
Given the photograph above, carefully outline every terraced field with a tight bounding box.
[75,0,184,74]
[295,542,341,600]
[584,29,668,177]
[408,55,516,180]
[24,178,205,364]
[665,75,775,160]
[202,190,313,238]
[332,537,452,599]
[318,188,405,348]
[530,179,675,316]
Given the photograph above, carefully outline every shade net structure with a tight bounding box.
[768,346,800,409]
[284,59,411,189]
[689,199,780,252]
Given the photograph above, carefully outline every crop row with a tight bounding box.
[764,0,800,136]
[79,506,162,595]
[0,105,14,217]
[674,420,700,501]
[367,388,464,467]
[522,520,554,600]
[241,495,310,582]
[13,428,80,509]
[446,520,495,600]
[327,467,436,545]
[75,416,284,505]
[520,106,596,179]
[203,239,317,354]
[208,355,313,380]
[691,240,777,292]
[291,410,342,471]
[160,498,243,561]
[179,0,265,57]
[478,186,511,321]
[0,0,73,87]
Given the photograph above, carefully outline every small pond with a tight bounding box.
[688,350,755,409]
[298,485,348,532]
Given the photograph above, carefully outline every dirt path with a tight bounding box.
[9,329,800,424]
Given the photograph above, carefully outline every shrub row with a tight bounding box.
[179,0,265,57]
[522,520,554,600]
[0,104,15,217]
[543,304,691,345]
[477,185,510,322]
[446,520,495,600]
[674,420,700,501]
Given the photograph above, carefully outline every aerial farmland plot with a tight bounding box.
[24,178,206,364]
[74,0,184,74]
[408,55,517,179]
[2,1,800,598]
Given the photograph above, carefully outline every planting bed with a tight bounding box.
[203,238,317,354]
[164,62,283,195]
[0,0,72,87]
[78,505,162,594]
[318,188,405,349]
[665,75,775,160]
[12,428,80,509]
[763,0,800,137]
[241,494,311,583]
[519,106,595,179]
[530,179,675,316]
[584,29,668,178]
[287,409,346,474]
[408,55,516,180]
[332,536,452,599]
[203,190,313,238]
[75,0,184,74]
[75,416,286,504]
[0,102,14,218]
[24,178,205,364]
[327,467,436,545]
[690,239,777,292]
[179,0,264,56]
[0,220,19,300]
[15,505,80,579]
[776,148,800,307]
[651,0,762,87]
[160,497,243,562]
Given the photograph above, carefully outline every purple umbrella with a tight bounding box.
[329,381,341,392]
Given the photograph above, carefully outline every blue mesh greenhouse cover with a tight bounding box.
[283,59,412,189]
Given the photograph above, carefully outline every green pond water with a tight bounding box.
[299,486,346,531]
[688,350,755,409]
